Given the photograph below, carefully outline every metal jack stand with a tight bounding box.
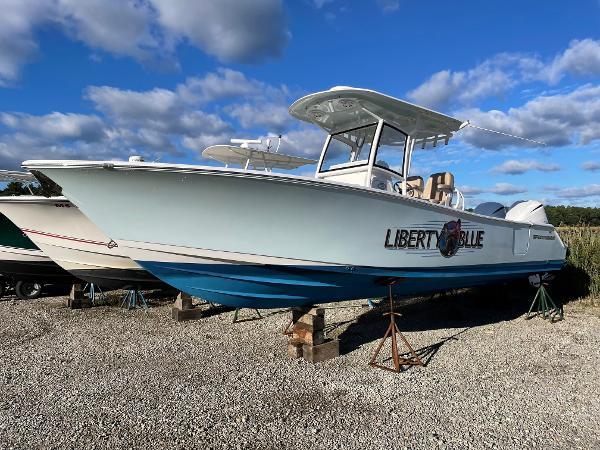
[121,288,148,310]
[232,308,262,323]
[526,277,563,322]
[282,318,293,336]
[369,281,424,373]
[84,283,104,305]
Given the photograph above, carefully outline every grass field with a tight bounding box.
[557,226,600,304]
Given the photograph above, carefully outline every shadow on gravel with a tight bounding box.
[375,327,472,370]
[338,280,537,357]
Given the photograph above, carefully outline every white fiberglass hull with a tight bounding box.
[26,161,567,308]
[0,197,164,289]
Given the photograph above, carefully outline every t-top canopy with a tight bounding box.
[202,145,317,170]
[0,170,36,183]
[289,87,466,145]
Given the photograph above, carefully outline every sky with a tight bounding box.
[0,0,599,207]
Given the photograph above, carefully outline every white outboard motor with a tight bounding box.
[129,155,144,162]
[505,200,548,224]
[474,202,507,218]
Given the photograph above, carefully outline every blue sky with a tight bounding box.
[0,0,598,207]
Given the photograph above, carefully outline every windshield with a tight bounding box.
[320,124,377,172]
[374,124,407,176]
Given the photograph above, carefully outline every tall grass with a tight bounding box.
[557,227,600,302]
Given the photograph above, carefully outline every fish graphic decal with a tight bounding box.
[437,219,461,257]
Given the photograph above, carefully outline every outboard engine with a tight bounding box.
[474,202,507,218]
[505,200,548,224]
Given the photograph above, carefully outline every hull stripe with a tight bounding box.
[22,228,114,248]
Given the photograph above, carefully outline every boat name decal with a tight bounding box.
[532,234,555,240]
[384,219,484,257]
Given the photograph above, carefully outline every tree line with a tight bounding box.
[546,205,600,227]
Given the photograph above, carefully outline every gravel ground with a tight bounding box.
[0,287,599,449]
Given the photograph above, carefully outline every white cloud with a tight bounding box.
[85,85,230,139]
[182,133,233,153]
[278,128,326,159]
[227,102,293,133]
[408,54,528,109]
[553,184,600,199]
[490,183,527,195]
[582,161,600,171]
[457,84,600,150]
[0,67,310,167]
[544,39,600,84]
[492,159,560,175]
[0,112,105,142]
[0,0,54,85]
[150,0,289,63]
[459,185,486,196]
[177,68,263,104]
[408,39,600,110]
[56,0,159,61]
[86,87,179,123]
[458,183,526,197]
[0,0,290,85]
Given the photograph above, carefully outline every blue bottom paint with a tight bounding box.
[137,260,565,308]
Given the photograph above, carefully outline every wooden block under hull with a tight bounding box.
[297,314,325,330]
[291,306,313,322]
[292,322,324,345]
[302,339,340,363]
[174,292,193,310]
[171,306,203,322]
[287,338,304,358]
[67,284,91,309]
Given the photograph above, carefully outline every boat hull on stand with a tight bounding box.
[0,197,165,289]
[26,162,567,308]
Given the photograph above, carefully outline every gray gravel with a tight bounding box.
[0,289,599,449]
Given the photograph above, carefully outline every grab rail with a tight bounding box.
[452,188,465,210]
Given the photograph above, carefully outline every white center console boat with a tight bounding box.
[23,87,567,308]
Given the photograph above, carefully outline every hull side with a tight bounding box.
[0,245,72,281]
[138,259,564,308]
[0,198,165,289]
[31,164,568,307]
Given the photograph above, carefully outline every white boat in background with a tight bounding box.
[0,212,72,300]
[0,210,71,282]
[0,171,164,290]
[24,87,567,308]
[202,136,317,171]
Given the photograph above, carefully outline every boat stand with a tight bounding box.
[369,282,424,373]
[120,288,148,310]
[84,283,104,305]
[232,308,262,323]
[526,282,563,322]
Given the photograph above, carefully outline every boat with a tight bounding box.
[202,136,317,170]
[23,87,567,308]
[0,170,166,290]
[0,187,73,298]
[0,211,72,281]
